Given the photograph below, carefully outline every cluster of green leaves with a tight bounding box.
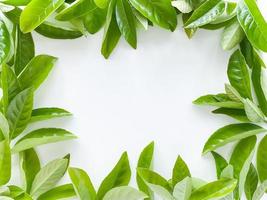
[0,18,77,199]
[194,36,267,199]
[0,0,266,59]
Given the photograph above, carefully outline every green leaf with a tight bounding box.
[101,0,121,58]
[96,152,131,199]
[189,179,237,200]
[0,0,31,6]
[220,165,234,179]
[245,164,258,200]
[68,167,96,200]
[202,123,265,154]
[237,0,267,52]
[244,99,265,122]
[14,25,35,75]
[182,13,197,39]
[212,108,249,122]
[224,83,243,102]
[0,140,11,186]
[136,142,154,196]
[30,107,72,123]
[0,20,11,65]
[18,55,57,90]
[184,0,225,28]
[56,0,97,21]
[83,7,107,34]
[171,0,193,13]
[252,180,267,200]
[35,22,83,39]
[20,148,41,193]
[193,94,244,109]
[30,158,69,198]
[227,49,252,99]
[7,88,33,139]
[94,0,108,8]
[256,135,267,182]
[137,168,172,192]
[229,136,256,199]
[1,64,21,114]
[221,18,244,50]
[20,0,65,33]
[37,184,76,200]
[172,156,191,187]
[128,0,177,31]
[211,151,228,179]
[173,177,192,200]
[115,0,137,49]
[0,112,9,140]
[12,128,77,153]
[103,186,147,200]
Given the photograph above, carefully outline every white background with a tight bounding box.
[11,3,267,199]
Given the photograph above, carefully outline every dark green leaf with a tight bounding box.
[257,135,267,182]
[18,55,57,90]
[20,148,41,193]
[96,152,131,199]
[245,164,258,200]
[212,108,249,122]
[83,7,107,34]
[211,151,228,179]
[116,0,137,48]
[129,0,177,31]
[203,123,265,154]
[227,49,252,99]
[7,88,33,139]
[172,156,191,187]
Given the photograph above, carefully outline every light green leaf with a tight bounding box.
[220,165,234,179]
[237,0,267,52]
[183,13,197,39]
[103,186,147,200]
[224,84,243,103]
[12,128,77,153]
[245,164,258,200]
[94,0,109,8]
[129,0,177,31]
[202,123,265,154]
[172,156,191,187]
[96,152,131,199]
[146,183,175,200]
[252,180,267,200]
[212,108,249,122]
[56,0,97,21]
[221,18,244,50]
[35,22,83,39]
[227,49,252,99]
[30,158,68,198]
[191,178,207,191]
[193,94,244,109]
[14,25,35,75]
[133,10,148,30]
[20,148,41,193]
[256,135,267,182]
[37,184,76,200]
[0,140,11,186]
[83,7,106,34]
[115,0,137,49]
[211,151,228,179]
[0,112,9,140]
[18,55,57,90]
[20,0,65,33]
[7,88,33,139]
[0,20,11,65]
[68,167,96,200]
[244,99,265,122]
[229,136,256,199]
[189,179,237,200]
[171,0,193,13]
[184,0,225,28]
[30,107,71,123]
[173,177,192,200]
[137,142,154,196]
